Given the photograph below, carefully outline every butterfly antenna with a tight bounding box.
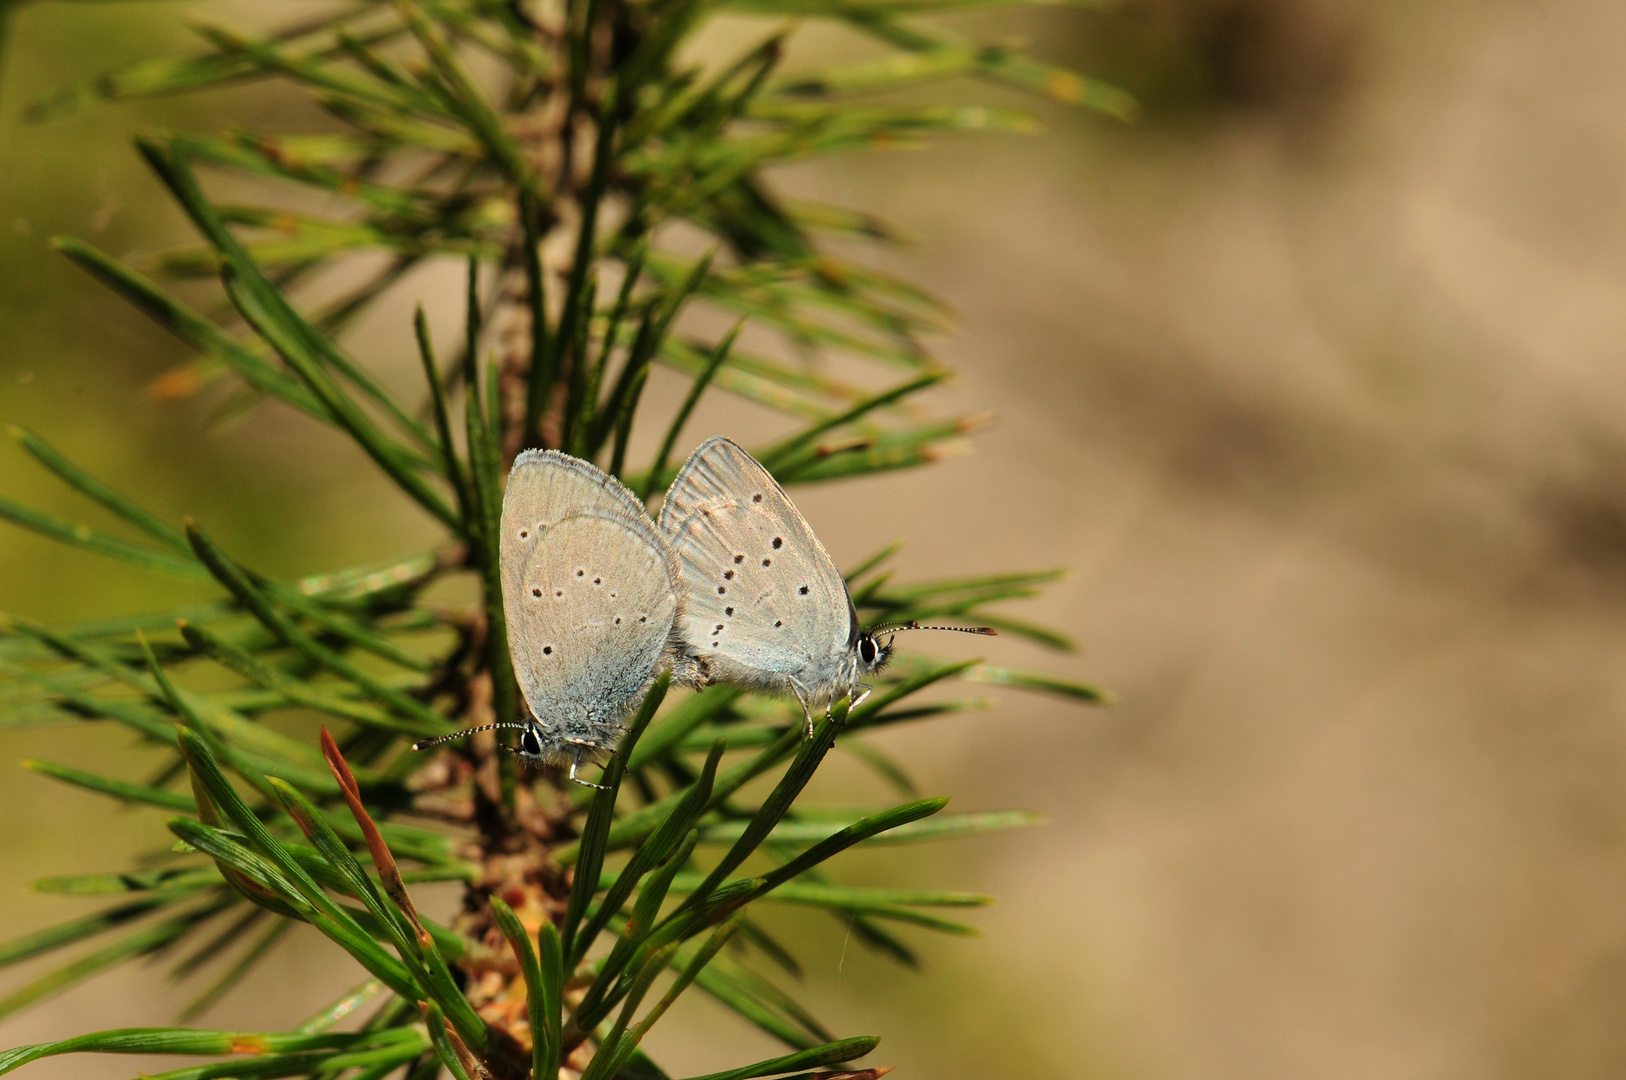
[412,722,531,751]
[871,620,998,637]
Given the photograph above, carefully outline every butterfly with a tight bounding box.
[415,449,682,786]
[659,436,993,735]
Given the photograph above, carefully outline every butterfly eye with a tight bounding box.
[521,730,542,757]
[859,636,877,664]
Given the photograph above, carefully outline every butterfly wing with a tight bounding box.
[659,437,854,694]
[502,450,679,757]
[501,449,652,545]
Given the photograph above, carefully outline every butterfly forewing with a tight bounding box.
[659,437,854,691]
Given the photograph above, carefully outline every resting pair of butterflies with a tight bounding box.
[418,436,993,786]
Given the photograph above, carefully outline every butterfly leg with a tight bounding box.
[849,683,873,712]
[564,745,610,790]
[787,677,816,739]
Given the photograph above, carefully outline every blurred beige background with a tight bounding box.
[6,1,1626,1078]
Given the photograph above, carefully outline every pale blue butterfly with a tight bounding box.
[415,449,682,786]
[659,436,994,735]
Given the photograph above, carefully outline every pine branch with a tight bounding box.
[0,1,1122,1076]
